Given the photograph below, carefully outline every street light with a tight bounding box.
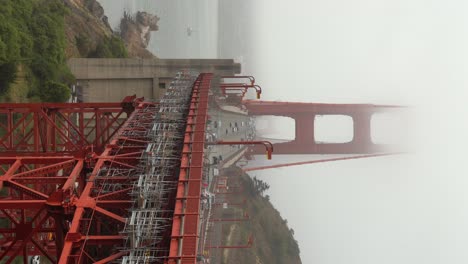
[221,75,256,85]
[220,83,262,99]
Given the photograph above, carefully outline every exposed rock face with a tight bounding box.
[137,11,160,31]
[63,0,157,58]
[136,11,160,46]
[64,0,113,58]
[120,11,160,58]
[83,0,112,30]
[84,0,104,20]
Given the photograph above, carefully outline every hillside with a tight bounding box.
[63,0,125,58]
[64,0,157,59]
[0,0,157,103]
[0,0,74,103]
[219,166,302,264]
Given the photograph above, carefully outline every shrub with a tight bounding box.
[89,35,128,58]
[40,81,70,102]
[0,62,17,95]
[0,0,74,102]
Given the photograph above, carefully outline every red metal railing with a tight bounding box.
[0,96,138,157]
[168,73,212,264]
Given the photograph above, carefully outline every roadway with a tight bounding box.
[195,98,256,263]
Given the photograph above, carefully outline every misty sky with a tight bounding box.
[98,1,468,263]
[219,1,468,264]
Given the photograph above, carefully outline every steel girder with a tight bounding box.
[59,102,158,263]
[0,96,138,157]
[0,97,154,263]
[0,73,212,263]
[168,73,212,263]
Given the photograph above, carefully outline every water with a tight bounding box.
[217,0,257,74]
[97,0,219,59]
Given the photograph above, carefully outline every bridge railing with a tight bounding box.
[167,73,213,264]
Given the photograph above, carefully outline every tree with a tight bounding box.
[40,81,70,102]
[0,63,17,94]
[252,177,270,196]
[88,36,128,58]
[0,0,74,101]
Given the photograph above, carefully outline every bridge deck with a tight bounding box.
[0,72,256,264]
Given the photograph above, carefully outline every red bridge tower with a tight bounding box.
[245,100,401,155]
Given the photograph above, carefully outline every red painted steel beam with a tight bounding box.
[0,156,76,164]
[0,102,126,108]
[243,153,403,172]
[93,251,129,264]
[211,140,274,160]
[0,200,45,209]
[0,96,145,263]
[168,73,212,263]
[0,96,140,157]
[59,101,156,263]
[0,155,83,263]
[243,100,403,114]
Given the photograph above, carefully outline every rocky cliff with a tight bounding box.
[63,0,158,58]
[119,11,160,58]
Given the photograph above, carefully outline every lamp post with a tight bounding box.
[220,83,262,99]
[221,76,256,85]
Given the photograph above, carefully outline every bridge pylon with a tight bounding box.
[245,100,402,155]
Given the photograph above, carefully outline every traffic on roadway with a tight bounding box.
[196,96,256,263]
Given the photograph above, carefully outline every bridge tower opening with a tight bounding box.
[314,115,354,143]
[255,116,295,142]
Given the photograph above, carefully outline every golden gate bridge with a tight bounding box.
[0,71,401,263]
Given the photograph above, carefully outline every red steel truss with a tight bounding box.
[0,96,139,157]
[168,73,212,263]
[0,97,156,263]
[59,101,158,263]
[0,72,211,263]
[0,72,399,263]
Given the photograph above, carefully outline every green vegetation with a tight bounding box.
[219,167,301,264]
[88,35,128,58]
[0,0,129,103]
[75,34,128,58]
[0,0,73,102]
[40,81,72,102]
[252,176,271,196]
